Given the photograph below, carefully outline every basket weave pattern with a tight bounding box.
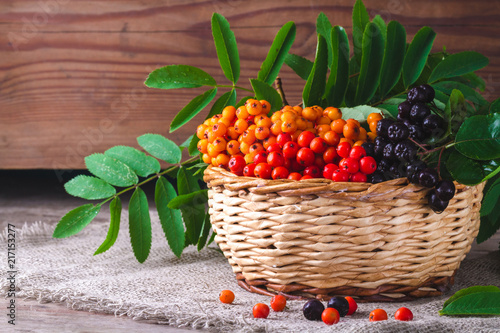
[204,167,484,301]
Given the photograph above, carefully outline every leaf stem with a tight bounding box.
[216,84,253,93]
[274,77,288,106]
[98,156,201,207]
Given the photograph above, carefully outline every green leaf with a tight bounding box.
[481,159,500,182]
[429,51,489,83]
[188,135,200,157]
[137,133,182,164]
[372,15,387,43]
[94,197,121,255]
[451,72,486,92]
[316,13,333,67]
[443,286,500,309]
[446,150,484,185]
[440,291,500,316]
[324,26,350,107]
[377,104,399,119]
[64,175,116,200]
[211,13,240,84]
[250,79,282,112]
[169,88,218,133]
[403,26,436,88]
[352,0,370,66]
[167,189,208,209]
[303,34,328,107]
[197,213,212,251]
[355,23,384,105]
[284,53,313,80]
[480,177,500,217]
[433,81,488,109]
[206,89,237,119]
[258,21,296,85]
[478,207,500,243]
[426,89,460,145]
[341,105,383,122]
[455,113,500,160]
[490,98,500,114]
[379,21,406,98]
[144,65,216,89]
[177,167,205,245]
[155,177,185,258]
[128,187,152,263]
[53,204,100,238]
[105,146,160,178]
[85,154,138,187]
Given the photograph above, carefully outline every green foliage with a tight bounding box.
[440,288,500,316]
[94,197,121,255]
[55,1,500,261]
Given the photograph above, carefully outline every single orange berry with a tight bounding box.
[346,118,360,127]
[236,106,249,119]
[241,130,256,144]
[263,135,277,149]
[270,295,287,312]
[219,290,235,304]
[210,114,223,126]
[369,120,379,133]
[213,137,227,151]
[246,99,263,115]
[255,115,272,128]
[358,127,367,141]
[222,106,236,120]
[239,141,251,154]
[202,153,211,164]
[323,131,340,146]
[234,119,248,134]
[281,121,298,133]
[293,105,303,113]
[207,129,217,143]
[324,106,342,121]
[260,100,271,114]
[196,124,207,140]
[302,107,317,121]
[281,110,297,122]
[369,309,388,322]
[244,152,255,164]
[271,110,283,122]
[218,117,231,127]
[343,122,360,140]
[316,124,331,134]
[207,143,221,157]
[226,127,239,140]
[249,142,264,154]
[255,126,270,140]
[212,123,227,137]
[367,131,377,141]
[215,153,230,168]
[203,119,211,127]
[296,116,308,130]
[317,116,331,125]
[367,112,383,124]
[270,121,283,136]
[331,119,347,134]
[226,140,240,155]
[197,139,208,154]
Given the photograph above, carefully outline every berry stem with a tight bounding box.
[274,77,289,106]
[408,137,429,152]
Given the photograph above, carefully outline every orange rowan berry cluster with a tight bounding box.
[196,99,381,182]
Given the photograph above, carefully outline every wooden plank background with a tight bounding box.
[1,0,499,169]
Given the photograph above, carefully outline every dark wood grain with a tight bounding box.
[1,0,499,169]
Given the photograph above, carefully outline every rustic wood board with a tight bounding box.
[1,0,499,169]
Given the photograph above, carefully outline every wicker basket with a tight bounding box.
[204,166,485,302]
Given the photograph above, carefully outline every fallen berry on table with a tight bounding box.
[345,296,357,316]
[327,296,349,317]
[270,295,287,312]
[322,307,340,325]
[369,308,388,322]
[303,299,324,321]
[219,290,235,304]
[253,303,270,318]
[394,307,413,321]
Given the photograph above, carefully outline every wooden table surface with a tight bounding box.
[1,170,499,332]
[1,0,499,169]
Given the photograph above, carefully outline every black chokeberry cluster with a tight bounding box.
[362,85,455,213]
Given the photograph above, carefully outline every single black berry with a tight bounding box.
[419,168,439,188]
[369,171,385,184]
[428,190,449,213]
[382,142,395,161]
[435,180,455,201]
[397,101,413,121]
[374,136,389,157]
[410,103,431,124]
[303,299,325,321]
[375,119,394,139]
[407,86,427,104]
[407,161,427,184]
[361,142,375,157]
[394,140,417,163]
[387,122,410,143]
[377,159,391,173]
[327,297,349,317]
[408,124,425,142]
[389,162,405,179]
[422,114,444,135]
[420,84,435,103]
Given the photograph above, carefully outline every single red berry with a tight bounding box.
[394,307,413,321]
[288,172,302,180]
[254,151,268,165]
[253,303,270,319]
[359,156,377,175]
[322,307,340,325]
[296,147,315,167]
[219,290,235,304]
[303,165,321,178]
[300,175,313,180]
[323,147,338,164]
[337,142,352,158]
[270,295,287,312]
[297,130,316,148]
[310,137,328,154]
[323,163,338,180]
[339,157,360,174]
[272,166,289,180]
[276,132,292,146]
[332,169,350,182]
[282,141,299,159]
[267,143,282,153]
[228,156,246,175]
[254,163,272,179]
[351,172,367,183]
[267,151,285,168]
[369,309,388,322]
[345,296,357,316]
[243,163,256,177]
[349,146,367,160]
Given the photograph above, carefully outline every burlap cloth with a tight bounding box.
[1,212,500,333]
